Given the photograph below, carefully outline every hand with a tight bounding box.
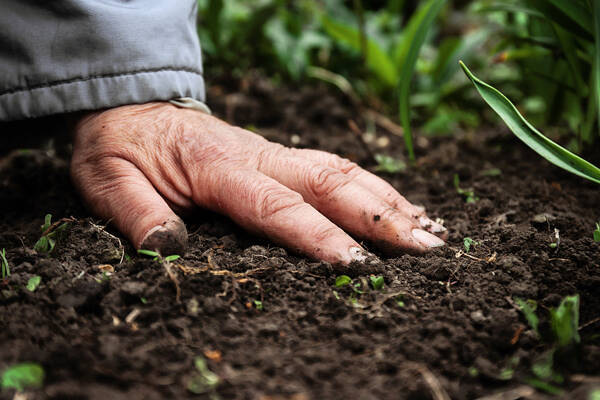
[71,102,446,264]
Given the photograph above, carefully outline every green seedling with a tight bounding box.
[550,295,580,348]
[187,356,219,394]
[34,214,69,254]
[369,275,384,290]
[1,363,44,391]
[463,237,478,253]
[335,275,352,287]
[374,155,406,174]
[594,222,600,242]
[515,298,540,336]
[137,249,181,263]
[253,300,263,311]
[453,174,478,203]
[140,297,148,304]
[26,276,41,292]
[0,249,9,279]
[480,168,502,177]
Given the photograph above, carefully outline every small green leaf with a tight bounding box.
[589,389,600,400]
[463,237,476,253]
[460,61,600,185]
[164,255,181,262]
[480,168,502,177]
[374,154,406,174]
[187,357,219,394]
[515,298,540,335]
[26,276,41,292]
[594,223,600,242]
[42,214,52,231]
[335,275,352,287]
[550,294,580,347]
[254,300,263,311]
[33,236,49,253]
[1,363,45,391]
[140,297,148,304]
[370,275,384,290]
[137,249,159,258]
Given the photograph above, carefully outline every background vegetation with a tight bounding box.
[197,0,600,178]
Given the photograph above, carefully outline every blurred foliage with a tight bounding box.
[197,0,600,158]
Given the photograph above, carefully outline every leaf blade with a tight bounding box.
[460,61,600,184]
[398,0,447,161]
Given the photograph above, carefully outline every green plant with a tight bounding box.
[463,237,478,252]
[137,249,181,263]
[187,356,219,394]
[550,294,580,347]
[369,275,384,290]
[515,295,581,394]
[0,249,9,279]
[374,154,406,173]
[453,174,478,203]
[253,300,264,311]
[594,222,600,242]
[320,0,448,161]
[26,276,41,292]
[461,62,600,184]
[34,214,70,254]
[1,363,44,391]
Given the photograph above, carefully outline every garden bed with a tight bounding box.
[1,79,599,400]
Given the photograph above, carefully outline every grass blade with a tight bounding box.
[398,0,447,162]
[460,61,600,184]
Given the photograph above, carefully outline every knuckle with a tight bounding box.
[312,225,341,243]
[329,154,359,175]
[308,166,350,199]
[255,183,304,220]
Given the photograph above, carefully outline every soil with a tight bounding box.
[1,77,599,400]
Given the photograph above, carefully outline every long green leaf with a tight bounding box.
[321,15,397,87]
[398,0,447,161]
[460,61,600,184]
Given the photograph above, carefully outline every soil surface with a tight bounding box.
[1,78,599,400]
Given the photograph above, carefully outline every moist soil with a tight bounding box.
[1,78,599,400]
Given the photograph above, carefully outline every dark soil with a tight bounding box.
[1,78,599,400]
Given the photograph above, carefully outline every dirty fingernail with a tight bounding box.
[140,218,188,256]
[418,216,447,233]
[348,246,369,262]
[412,228,445,248]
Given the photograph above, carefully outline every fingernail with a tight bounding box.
[412,229,445,248]
[348,246,368,262]
[414,205,426,213]
[140,218,188,256]
[418,216,447,234]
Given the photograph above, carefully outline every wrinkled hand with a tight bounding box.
[71,102,446,264]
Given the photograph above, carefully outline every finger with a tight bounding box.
[193,167,368,264]
[257,153,444,254]
[289,148,447,237]
[71,157,187,255]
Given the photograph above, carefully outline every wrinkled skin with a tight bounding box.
[71,102,446,264]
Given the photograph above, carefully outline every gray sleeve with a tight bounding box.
[0,0,205,121]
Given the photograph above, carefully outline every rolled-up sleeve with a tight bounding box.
[0,0,205,121]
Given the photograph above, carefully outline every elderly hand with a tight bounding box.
[71,102,446,264]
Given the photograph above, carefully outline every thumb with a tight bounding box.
[71,157,187,256]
